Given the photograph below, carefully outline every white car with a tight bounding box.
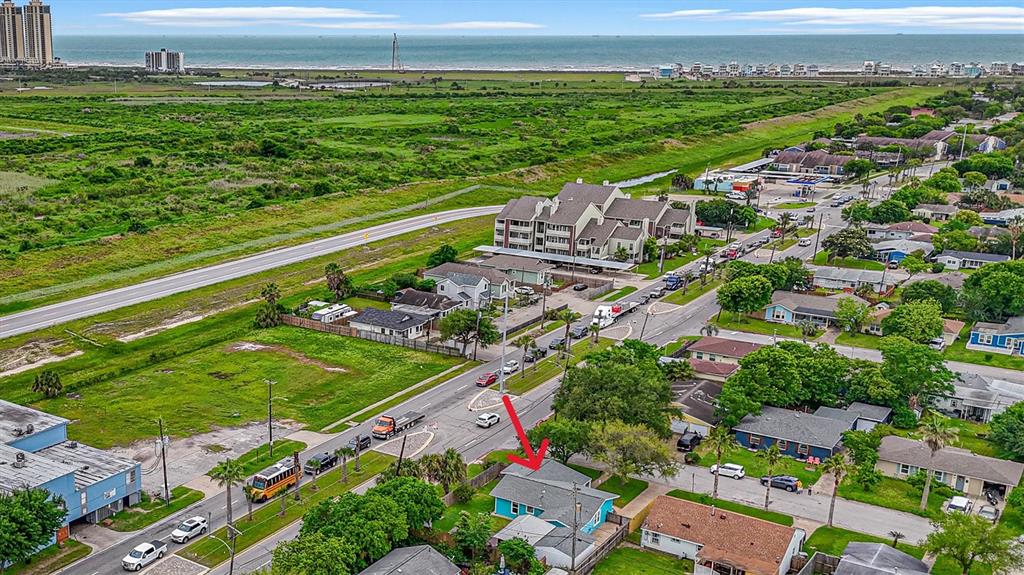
[726,192,747,201]
[502,360,520,374]
[170,516,208,543]
[798,237,812,247]
[709,463,746,479]
[946,496,973,514]
[476,413,501,428]
[928,337,947,351]
[514,286,535,296]
[977,505,999,522]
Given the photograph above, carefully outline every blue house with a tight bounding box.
[0,400,142,546]
[764,291,869,328]
[490,460,617,535]
[967,317,1024,356]
[733,406,854,462]
[873,239,934,265]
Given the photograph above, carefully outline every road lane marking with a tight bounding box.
[456,384,467,391]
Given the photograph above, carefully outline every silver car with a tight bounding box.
[977,505,999,522]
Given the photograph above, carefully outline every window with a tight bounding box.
[511,502,520,515]
[978,333,994,345]
[932,471,946,484]
[694,352,705,360]
[797,443,810,456]
[648,532,661,545]
[129,469,136,484]
[777,439,789,451]
[772,308,787,321]
[898,463,919,476]
[748,435,762,447]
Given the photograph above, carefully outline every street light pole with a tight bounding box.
[639,306,653,341]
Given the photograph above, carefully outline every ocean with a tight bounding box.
[53,34,1023,71]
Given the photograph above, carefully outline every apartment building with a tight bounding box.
[492,180,690,264]
[0,0,49,65]
[0,0,24,62]
[145,48,186,73]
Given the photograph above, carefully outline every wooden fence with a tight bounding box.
[281,315,464,357]
[794,552,840,575]
[575,523,629,575]
[442,461,510,506]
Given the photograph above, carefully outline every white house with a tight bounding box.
[934,250,1010,271]
[490,514,596,570]
[348,308,430,340]
[423,262,512,309]
[812,267,909,294]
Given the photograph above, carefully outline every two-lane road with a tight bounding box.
[0,206,503,339]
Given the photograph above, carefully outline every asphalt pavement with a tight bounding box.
[0,205,503,340]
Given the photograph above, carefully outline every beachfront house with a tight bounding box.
[423,262,511,309]
[490,459,617,533]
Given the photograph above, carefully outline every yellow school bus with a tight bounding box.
[248,460,299,502]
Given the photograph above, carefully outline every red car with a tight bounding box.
[476,372,498,387]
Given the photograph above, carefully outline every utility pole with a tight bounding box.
[396,434,408,476]
[293,451,302,501]
[157,418,170,504]
[499,291,509,394]
[266,379,276,459]
[472,308,482,360]
[539,278,550,331]
[639,306,653,341]
[958,122,968,161]
[811,213,825,262]
[569,483,580,575]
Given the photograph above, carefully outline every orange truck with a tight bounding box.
[372,411,424,439]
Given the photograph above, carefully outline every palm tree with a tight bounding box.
[210,458,246,537]
[889,530,906,548]
[589,323,601,343]
[757,444,783,510]
[820,455,850,527]
[699,248,715,286]
[353,435,363,473]
[778,212,794,242]
[512,334,535,379]
[700,322,719,337]
[557,309,582,359]
[705,427,738,506]
[1007,214,1024,260]
[335,446,355,484]
[797,319,817,343]
[260,282,280,307]
[919,416,958,512]
[439,448,467,493]
[306,459,321,492]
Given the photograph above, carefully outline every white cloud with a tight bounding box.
[303,20,545,30]
[103,6,397,27]
[639,9,728,19]
[639,5,1024,31]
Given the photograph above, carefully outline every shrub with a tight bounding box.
[907,470,927,490]
[931,262,945,273]
[891,405,918,429]
[684,452,701,465]
[1007,487,1024,509]
[452,482,475,504]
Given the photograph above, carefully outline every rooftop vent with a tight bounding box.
[16,452,26,462]
[576,177,584,184]
[68,441,78,449]
[25,424,34,434]
[603,180,610,185]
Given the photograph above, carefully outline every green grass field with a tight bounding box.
[600,286,638,301]
[774,201,816,209]
[943,338,1024,371]
[7,540,91,575]
[694,447,823,485]
[592,547,694,575]
[666,489,794,526]
[837,476,945,519]
[598,476,649,507]
[433,478,511,534]
[106,487,205,532]
[834,330,885,350]
[229,439,309,477]
[714,315,819,341]
[804,526,925,558]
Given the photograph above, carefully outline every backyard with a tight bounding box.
[813,251,886,271]
[433,478,510,534]
[591,547,694,575]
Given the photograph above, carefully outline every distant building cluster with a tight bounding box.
[632,59,1024,81]
[0,0,53,67]
[145,48,186,73]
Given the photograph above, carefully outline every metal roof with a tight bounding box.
[36,441,138,490]
[473,246,634,271]
[0,444,76,493]
[728,157,774,172]
[0,399,68,445]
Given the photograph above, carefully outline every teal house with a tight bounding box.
[490,460,617,534]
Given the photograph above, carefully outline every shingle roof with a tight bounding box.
[774,150,856,168]
[0,399,68,445]
[479,254,555,273]
[913,203,958,215]
[855,136,936,151]
[688,359,739,379]
[686,336,763,358]
[845,402,893,422]
[813,406,860,425]
[813,267,908,286]
[392,289,460,312]
[350,308,431,331]
[937,250,1010,263]
[734,406,853,449]
[658,207,690,228]
[536,526,595,557]
[490,460,616,528]
[675,377,724,424]
[577,220,618,244]
[497,196,549,221]
[973,317,1024,334]
[769,291,868,319]
[357,545,459,575]
[36,441,138,491]
[424,262,511,285]
[642,495,800,575]
[836,542,929,575]
[610,226,644,241]
[557,182,619,206]
[886,221,938,233]
[877,435,1024,487]
[604,198,667,221]
[920,129,956,142]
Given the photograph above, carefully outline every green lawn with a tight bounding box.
[178,452,393,567]
[600,286,638,302]
[804,526,924,558]
[813,251,886,270]
[834,330,884,350]
[18,325,462,448]
[765,238,797,251]
[433,478,510,534]
[748,216,778,233]
[106,486,205,532]
[338,296,390,310]
[891,418,1014,462]
[693,446,823,485]
[8,540,92,575]
[662,279,721,306]
[837,476,945,519]
[943,338,1024,371]
[598,476,649,507]
[569,463,604,481]
[714,315,819,341]
[499,337,615,396]
[774,202,816,209]
[591,547,694,575]
[228,439,309,478]
[666,489,794,526]
[635,239,725,279]
[663,335,701,357]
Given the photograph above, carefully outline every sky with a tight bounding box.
[48,0,1024,35]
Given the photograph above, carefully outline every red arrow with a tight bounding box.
[502,395,549,471]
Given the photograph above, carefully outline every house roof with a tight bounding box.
[913,203,958,215]
[497,196,549,222]
[686,336,763,358]
[769,291,868,319]
[773,150,855,168]
[854,136,936,150]
[350,308,431,331]
[610,226,644,241]
[658,207,690,228]
[577,220,618,244]
[967,226,1010,241]
[813,267,908,286]
[0,399,68,445]
[920,129,956,142]
[392,289,461,312]
[973,316,1024,334]
[536,526,596,558]
[877,435,1024,487]
[357,545,459,575]
[604,198,667,221]
[812,406,860,425]
[886,221,938,234]
[733,406,853,449]
[937,250,1010,263]
[642,495,800,575]
[846,402,893,422]
[873,239,934,255]
[478,254,555,274]
[490,460,616,528]
[688,359,739,378]
[424,262,511,286]
[36,440,138,491]
[0,443,76,493]
[493,514,555,546]
[557,182,619,206]
[949,373,1024,410]
[836,542,929,575]
[674,377,725,425]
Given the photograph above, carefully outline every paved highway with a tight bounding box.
[0,206,503,340]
